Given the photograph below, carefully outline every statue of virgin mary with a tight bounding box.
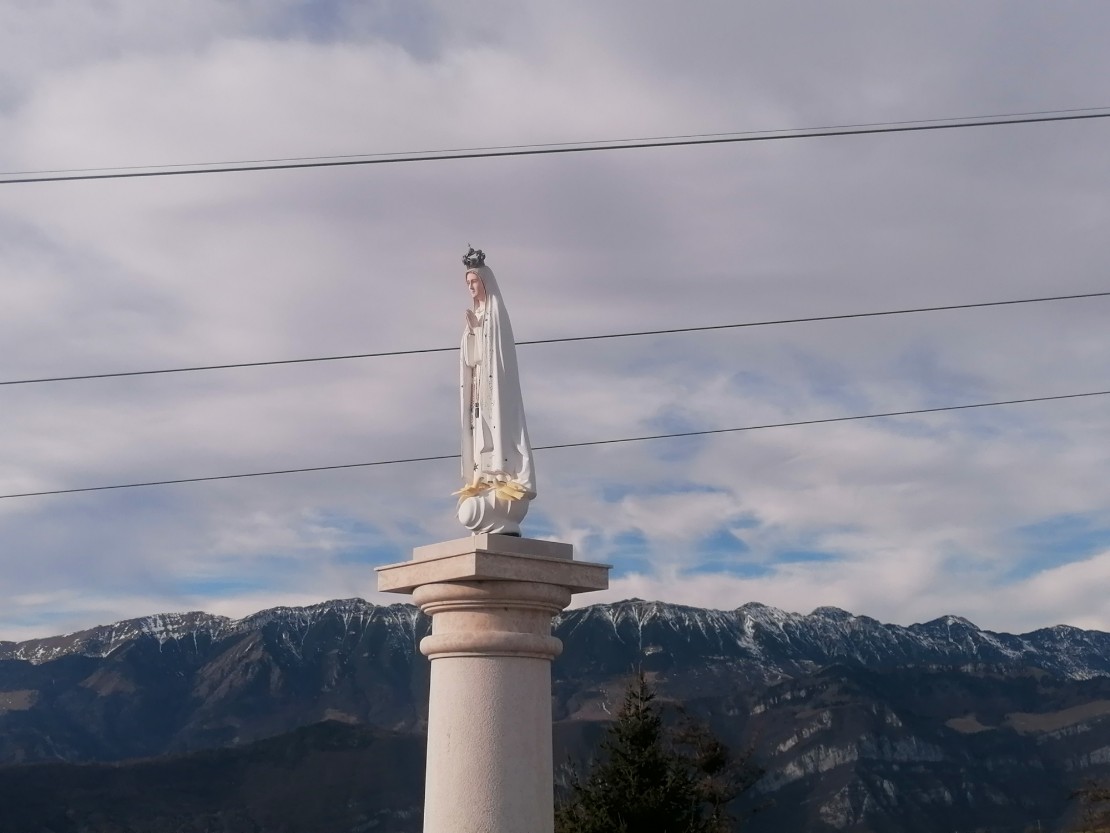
[455,246,536,535]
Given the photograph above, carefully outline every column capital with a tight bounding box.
[414,580,572,660]
[376,534,610,596]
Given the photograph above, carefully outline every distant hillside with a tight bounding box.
[0,721,424,833]
[1,598,1108,831]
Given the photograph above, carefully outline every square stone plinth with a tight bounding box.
[376,533,610,595]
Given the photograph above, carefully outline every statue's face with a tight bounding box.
[466,272,487,304]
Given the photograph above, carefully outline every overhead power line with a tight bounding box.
[3,388,1107,500]
[3,108,1110,185]
[4,290,1107,388]
[4,105,1107,179]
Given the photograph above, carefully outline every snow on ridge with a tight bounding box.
[0,598,397,665]
[4,597,1109,676]
[565,600,1110,680]
[231,598,373,631]
[138,612,232,641]
[0,610,234,665]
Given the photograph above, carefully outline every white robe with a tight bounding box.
[459,265,536,498]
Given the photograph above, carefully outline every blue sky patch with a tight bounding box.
[309,511,380,538]
[789,350,873,413]
[306,513,409,566]
[603,529,654,576]
[697,527,750,556]
[643,408,710,463]
[521,510,558,540]
[178,574,271,597]
[3,609,76,630]
[599,481,727,503]
[334,541,407,566]
[892,343,984,407]
[273,0,440,58]
[682,559,772,578]
[1004,513,1110,580]
[679,526,765,577]
[775,549,840,564]
[729,369,780,400]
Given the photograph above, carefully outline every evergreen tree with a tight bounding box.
[555,673,758,833]
[671,711,761,832]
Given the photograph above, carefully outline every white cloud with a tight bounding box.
[1,1,1109,639]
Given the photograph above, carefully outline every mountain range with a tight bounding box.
[1,598,1108,832]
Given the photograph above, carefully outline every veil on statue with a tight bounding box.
[455,246,536,536]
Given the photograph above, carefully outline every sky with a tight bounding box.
[0,1,1108,641]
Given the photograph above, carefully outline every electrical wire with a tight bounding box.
[3,388,1106,500]
[3,289,1107,388]
[4,105,1108,179]
[3,110,1109,185]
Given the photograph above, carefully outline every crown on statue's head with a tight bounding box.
[462,245,486,269]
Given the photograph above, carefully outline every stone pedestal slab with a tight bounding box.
[376,534,609,833]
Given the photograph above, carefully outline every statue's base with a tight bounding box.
[457,492,529,535]
[376,533,608,595]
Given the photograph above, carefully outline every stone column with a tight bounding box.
[377,534,609,833]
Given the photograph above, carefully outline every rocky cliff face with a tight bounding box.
[555,599,1110,682]
[1,598,1108,832]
